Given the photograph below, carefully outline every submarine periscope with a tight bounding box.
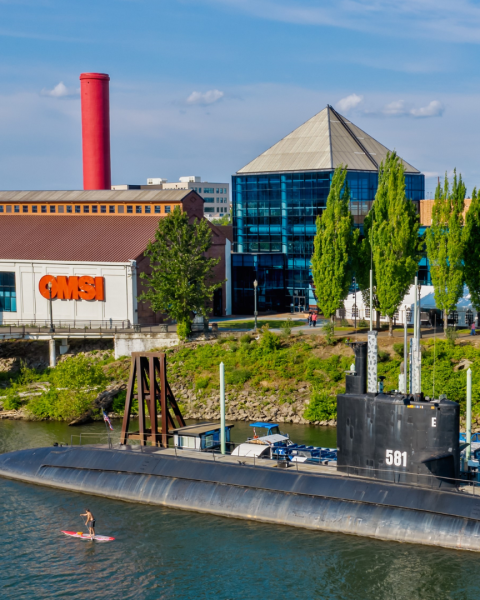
[1,332,480,552]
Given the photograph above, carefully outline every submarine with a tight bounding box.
[1,334,480,552]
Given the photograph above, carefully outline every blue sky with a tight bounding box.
[1,0,480,194]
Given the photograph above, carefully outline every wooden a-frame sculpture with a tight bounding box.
[120,352,186,447]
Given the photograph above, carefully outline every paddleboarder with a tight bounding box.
[80,509,96,539]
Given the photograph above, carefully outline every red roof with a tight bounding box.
[0,216,162,262]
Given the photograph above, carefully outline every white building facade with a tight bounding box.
[148,176,230,221]
[341,284,477,328]
[0,259,137,326]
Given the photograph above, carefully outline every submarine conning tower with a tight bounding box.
[337,331,460,489]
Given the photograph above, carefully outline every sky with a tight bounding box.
[1,0,480,195]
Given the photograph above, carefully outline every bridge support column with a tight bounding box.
[59,339,70,355]
[49,338,56,368]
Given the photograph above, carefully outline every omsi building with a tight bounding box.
[0,189,232,325]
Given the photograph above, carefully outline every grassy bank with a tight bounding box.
[1,330,480,424]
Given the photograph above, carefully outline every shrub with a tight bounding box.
[281,319,293,336]
[177,320,191,341]
[50,354,107,390]
[260,327,281,352]
[378,350,390,362]
[2,388,22,410]
[446,326,458,347]
[240,334,253,345]
[393,343,404,358]
[340,318,349,327]
[226,368,252,385]
[195,375,210,390]
[358,319,368,328]
[322,321,335,345]
[304,390,337,421]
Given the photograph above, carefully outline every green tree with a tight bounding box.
[139,208,223,340]
[210,214,231,226]
[463,187,480,312]
[311,166,358,325]
[426,170,465,331]
[363,152,420,336]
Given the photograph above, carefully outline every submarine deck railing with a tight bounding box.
[67,432,480,494]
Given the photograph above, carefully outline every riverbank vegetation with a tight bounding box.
[1,332,480,424]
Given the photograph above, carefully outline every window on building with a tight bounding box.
[66,206,72,213]
[127,206,133,214]
[198,188,202,193]
[0,272,16,312]
[32,206,37,213]
[118,206,124,214]
[217,207,220,212]
[216,188,219,194]
[155,206,161,213]
[22,206,28,213]
[58,206,64,213]
[204,198,214,203]
[6,206,12,213]
[92,205,98,213]
[41,206,47,213]
[109,205,115,213]
[205,207,215,213]
[50,205,56,213]
[83,205,89,213]
[136,205,142,214]
[145,205,151,214]
[14,205,19,213]
[0,207,3,213]
[165,206,171,213]
[203,187,214,194]
[101,206,106,213]
[75,206,80,213]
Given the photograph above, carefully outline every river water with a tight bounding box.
[1,419,479,600]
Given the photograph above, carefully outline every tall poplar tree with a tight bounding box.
[364,152,419,336]
[463,188,480,312]
[425,170,465,331]
[311,166,358,325]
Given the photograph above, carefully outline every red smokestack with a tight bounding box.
[80,73,111,190]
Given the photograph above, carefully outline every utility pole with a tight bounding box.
[353,276,357,333]
[47,282,55,333]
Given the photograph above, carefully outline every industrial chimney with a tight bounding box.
[80,73,111,190]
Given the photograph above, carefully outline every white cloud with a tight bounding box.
[423,171,440,178]
[382,100,407,116]
[410,100,444,118]
[41,82,79,98]
[368,99,444,118]
[336,93,363,113]
[186,89,224,106]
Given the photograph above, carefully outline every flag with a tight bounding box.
[103,410,113,431]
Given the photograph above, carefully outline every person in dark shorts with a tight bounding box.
[80,509,96,539]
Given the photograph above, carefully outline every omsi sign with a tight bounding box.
[39,275,105,301]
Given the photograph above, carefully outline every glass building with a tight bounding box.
[232,105,425,314]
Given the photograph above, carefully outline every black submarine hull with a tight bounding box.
[3,445,480,552]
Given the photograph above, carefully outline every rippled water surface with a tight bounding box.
[1,420,479,600]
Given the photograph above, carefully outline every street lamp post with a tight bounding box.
[253,279,258,331]
[47,282,55,333]
[353,277,357,333]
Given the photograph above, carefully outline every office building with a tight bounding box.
[231,105,425,314]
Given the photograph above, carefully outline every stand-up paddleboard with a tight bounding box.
[62,530,115,542]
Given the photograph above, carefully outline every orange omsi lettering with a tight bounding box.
[78,276,95,301]
[39,275,57,299]
[56,276,79,300]
[95,277,105,301]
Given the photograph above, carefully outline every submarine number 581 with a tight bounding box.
[386,450,407,466]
